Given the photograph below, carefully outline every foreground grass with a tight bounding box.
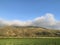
[0,38,60,45]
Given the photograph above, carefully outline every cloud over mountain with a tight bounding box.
[0,13,60,29]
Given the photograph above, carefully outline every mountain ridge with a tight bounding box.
[0,26,60,37]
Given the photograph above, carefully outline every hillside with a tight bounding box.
[0,26,60,37]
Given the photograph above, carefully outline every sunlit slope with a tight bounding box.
[0,26,60,37]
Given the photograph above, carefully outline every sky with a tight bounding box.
[0,0,60,20]
[0,0,60,29]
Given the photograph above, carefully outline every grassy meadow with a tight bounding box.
[0,38,60,45]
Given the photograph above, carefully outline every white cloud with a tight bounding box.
[32,13,56,27]
[0,13,60,29]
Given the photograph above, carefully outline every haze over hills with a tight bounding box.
[0,13,60,30]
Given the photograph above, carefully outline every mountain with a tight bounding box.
[0,26,60,37]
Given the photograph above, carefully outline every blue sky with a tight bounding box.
[0,0,60,21]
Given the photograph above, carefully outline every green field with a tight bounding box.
[0,38,60,45]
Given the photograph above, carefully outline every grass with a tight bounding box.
[0,38,60,45]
